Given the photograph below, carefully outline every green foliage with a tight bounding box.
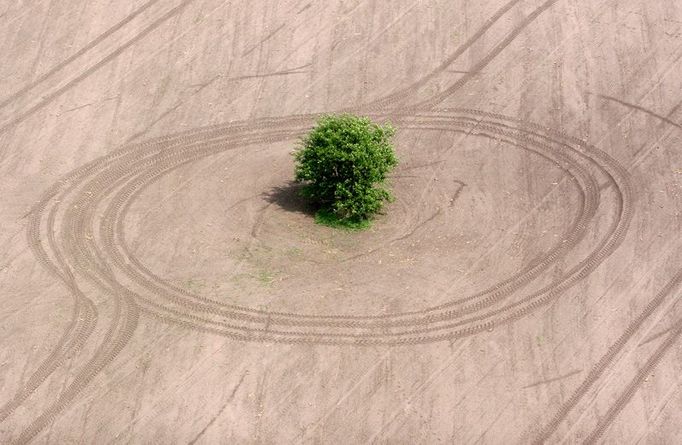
[293,114,398,227]
[314,209,372,230]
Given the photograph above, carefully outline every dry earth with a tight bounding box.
[1,0,681,443]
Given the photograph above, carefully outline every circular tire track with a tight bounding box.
[33,110,631,346]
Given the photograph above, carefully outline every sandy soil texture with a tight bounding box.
[1,0,681,443]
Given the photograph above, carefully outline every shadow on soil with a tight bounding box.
[263,182,371,231]
[262,181,317,216]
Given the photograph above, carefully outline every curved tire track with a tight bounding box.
[36,111,631,345]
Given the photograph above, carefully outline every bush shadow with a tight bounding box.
[262,181,317,216]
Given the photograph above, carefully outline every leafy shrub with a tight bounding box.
[294,114,398,228]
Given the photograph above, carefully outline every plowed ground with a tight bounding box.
[1,0,681,443]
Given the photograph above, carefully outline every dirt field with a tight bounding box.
[1,0,681,443]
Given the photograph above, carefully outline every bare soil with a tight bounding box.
[1,0,681,443]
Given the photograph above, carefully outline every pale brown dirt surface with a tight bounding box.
[1,0,681,443]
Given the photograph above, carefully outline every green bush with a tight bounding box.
[294,114,398,228]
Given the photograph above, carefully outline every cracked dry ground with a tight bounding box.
[1,0,681,443]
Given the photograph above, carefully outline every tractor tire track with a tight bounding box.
[0,0,198,136]
[32,111,629,345]
[122,113,613,332]
[6,122,308,442]
[363,0,561,112]
[362,0,525,111]
[4,120,290,431]
[0,0,163,112]
[110,130,588,332]
[583,306,682,444]
[14,0,628,439]
[414,0,562,110]
[109,112,598,326]
[532,271,682,444]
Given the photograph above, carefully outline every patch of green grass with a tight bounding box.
[183,278,206,291]
[285,246,303,257]
[254,270,276,286]
[314,209,371,231]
